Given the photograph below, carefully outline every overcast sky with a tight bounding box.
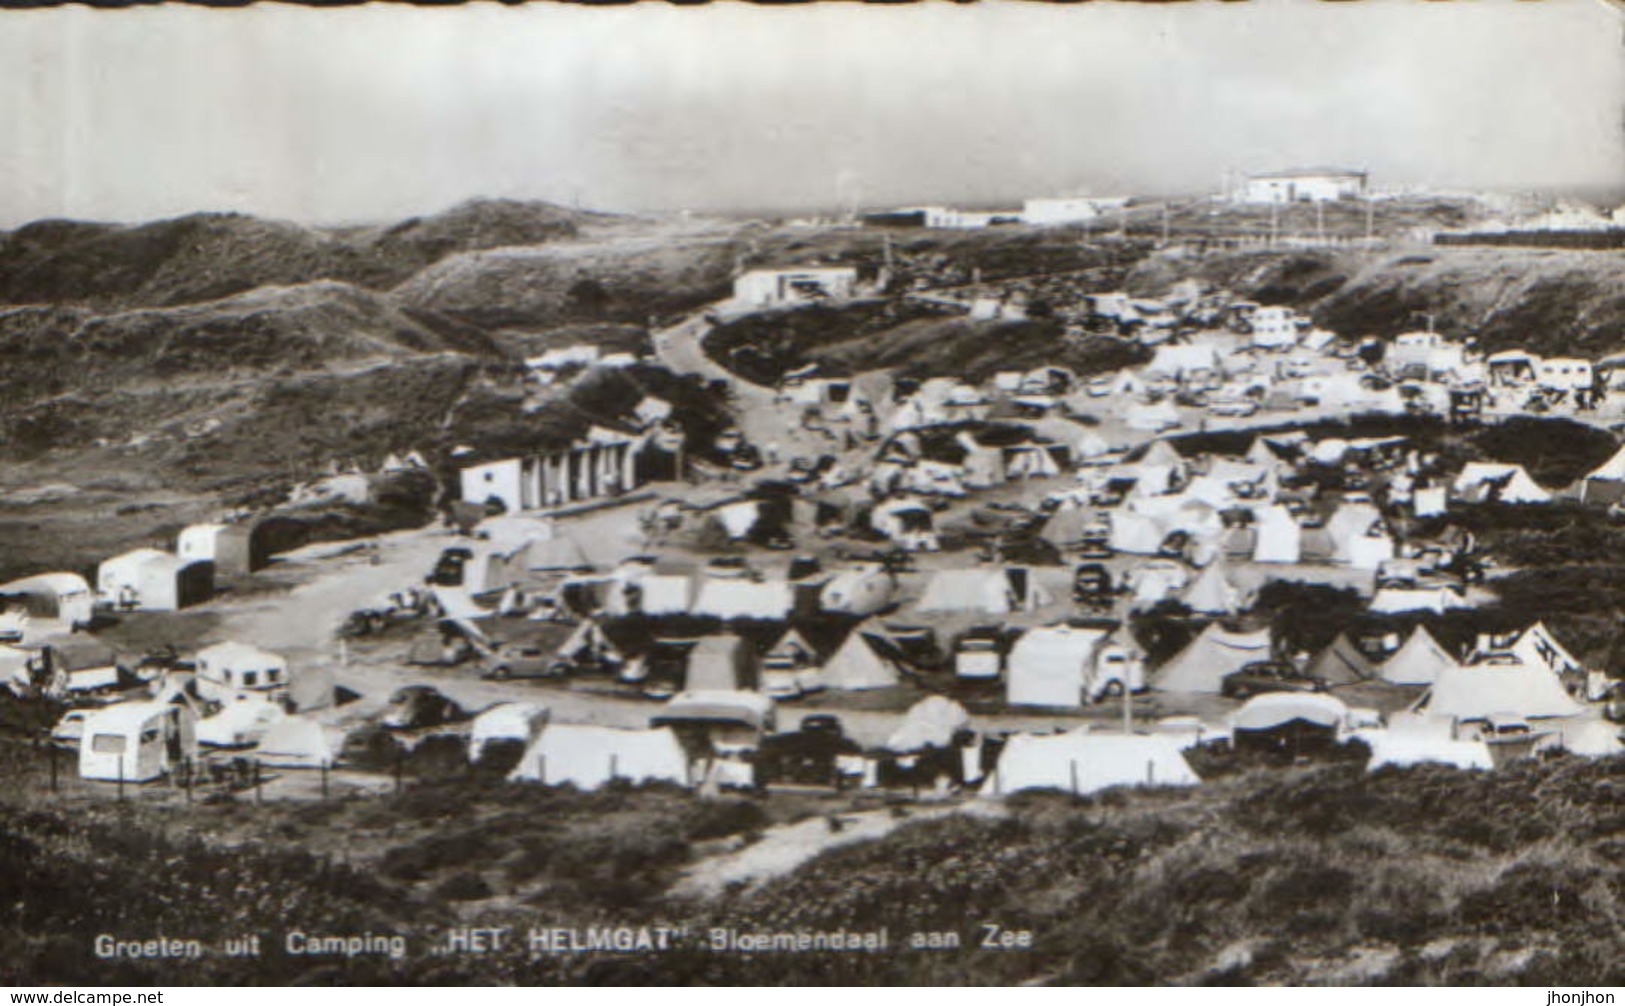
[0,0,1620,227]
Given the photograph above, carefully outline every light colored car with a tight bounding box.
[1209,398,1259,418]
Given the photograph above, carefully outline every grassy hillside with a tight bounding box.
[706,299,1149,384]
[0,739,1620,986]
[0,200,590,311]
[394,235,743,330]
[1128,244,1625,356]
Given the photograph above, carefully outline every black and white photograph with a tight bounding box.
[1,0,1623,988]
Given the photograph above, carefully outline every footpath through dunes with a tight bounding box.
[670,801,1007,900]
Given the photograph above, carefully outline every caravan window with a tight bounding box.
[140,728,161,745]
[243,671,258,687]
[91,734,125,754]
[266,668,281,683]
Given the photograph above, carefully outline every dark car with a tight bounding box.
[1221,661,1327,699]
[380,685,465,731]
[1073,563,1115,605]
[427,547,474,587]
[755,717,861,786]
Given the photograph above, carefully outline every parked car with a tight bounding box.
[1073,563,1115,605]
[380,686,465,731]
[427,547,474,587]
[1220,661,1327,699]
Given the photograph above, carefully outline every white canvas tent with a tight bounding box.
[1006,625,1109,707]
[1419,661,1584,721]
[1452,463,1551,504]
[1108,510,1165,555]
[1152,623,1273,694]
[469,702,551,762]
[692,578,794,620]
[1251,506,1301,564]
[886,696,970,752]
[1231,692,1348,733]
[1365,732,1494,772]
[1370,587,1467,615]
[510,724,688,790]
[255,716,346,769]
[917,568,1052,615]
[1181,563,1243,615]
[983,731,1199,797]
[1378,626,1459,686]
[196,698,285,748]
[820,632,902,691]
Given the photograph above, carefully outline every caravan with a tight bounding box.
[78,701,196,783]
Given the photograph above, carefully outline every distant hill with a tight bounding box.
[394,234,742,329]
[0,198,592,311]
[1127,244,1625,357]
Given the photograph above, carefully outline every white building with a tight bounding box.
[1021,197,1131,226]
[1240,168,1367,204]
[1248,306,1300,349]
[733,267,858,307]
[459,432,656,513]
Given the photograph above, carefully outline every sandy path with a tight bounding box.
[671,800,1005,899]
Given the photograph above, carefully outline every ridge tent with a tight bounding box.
[820,631,902,691]
[1326,503,1394,569]
[1181,563,1243,615]
[1127,562,1189,611]
[1452,463,1551,505]
[1251,506,1302,564]
[684,635,757,692]
[983,731,1199,797]
[255,715,344,770]
[886,696,970,752]
[1309,632,1379,687]
[1039,505,1094,552]
[1418,661,1584,721]
[1378,626,1459,686]
[1544,720,1623,758]
[1007,624,1111,707]
[254,715,346,769]
[1109,510,1165,555]
[917,568,1052,615]
[1152,623,1273,694]
[509,724,689,790]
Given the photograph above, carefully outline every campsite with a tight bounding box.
[1,9,1624,982]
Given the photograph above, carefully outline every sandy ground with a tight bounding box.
[671,799,1006,899]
